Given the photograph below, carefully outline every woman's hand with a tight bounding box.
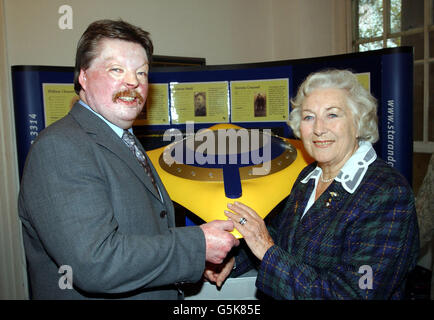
[225,202,274,260]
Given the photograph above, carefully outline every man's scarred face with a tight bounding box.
[79,38,149,129]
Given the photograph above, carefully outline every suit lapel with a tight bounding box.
[298,182,346,234]
[69,103,163,203]
[287,180,313,242]
[133,135,176,227]
[279,179,316,253]
[133,136,173,205]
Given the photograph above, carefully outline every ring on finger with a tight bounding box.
[239,217,247,225]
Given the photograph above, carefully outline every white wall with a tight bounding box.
[4,0,349,67]
[0,0,350,299]
[4,0,274,66]
[271,0,351,60]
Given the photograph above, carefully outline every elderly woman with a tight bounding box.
[220,69,419,299]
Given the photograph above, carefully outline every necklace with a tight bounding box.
[320,173,337,183]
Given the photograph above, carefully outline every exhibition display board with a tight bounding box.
[12,47,413,230]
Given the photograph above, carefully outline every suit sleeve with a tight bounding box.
[19,131,206,294]
[255,181,419,299]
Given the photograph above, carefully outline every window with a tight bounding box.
[353,0,434,154]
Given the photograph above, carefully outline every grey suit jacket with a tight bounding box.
[18,102,206,299]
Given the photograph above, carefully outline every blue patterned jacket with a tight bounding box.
[234,158,419,299]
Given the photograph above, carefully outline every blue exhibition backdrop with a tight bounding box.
[12,47,413,184]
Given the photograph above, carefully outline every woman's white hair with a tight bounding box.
[288,69,379,143]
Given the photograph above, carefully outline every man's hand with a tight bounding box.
[203,257,235,288]
[200,220,239,264]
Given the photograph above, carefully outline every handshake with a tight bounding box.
[198,201,274,287]
[199,219,239,287]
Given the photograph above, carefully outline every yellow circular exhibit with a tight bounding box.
[147,124,313,238]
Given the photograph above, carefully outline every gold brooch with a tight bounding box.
[325,192,338,207]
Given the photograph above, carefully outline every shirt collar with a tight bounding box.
[78,100,133,138]
[301,140,377,194]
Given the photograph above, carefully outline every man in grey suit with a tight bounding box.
[18,19,238,299]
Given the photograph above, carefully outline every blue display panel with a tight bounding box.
[12,66,74,177]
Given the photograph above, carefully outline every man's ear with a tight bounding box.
[78,69,87,91]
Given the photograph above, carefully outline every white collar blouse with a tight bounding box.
[299,140,377,219]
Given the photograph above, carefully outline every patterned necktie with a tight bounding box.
[122,130,159,194]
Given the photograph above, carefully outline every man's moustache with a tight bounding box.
[112,90,145,104]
